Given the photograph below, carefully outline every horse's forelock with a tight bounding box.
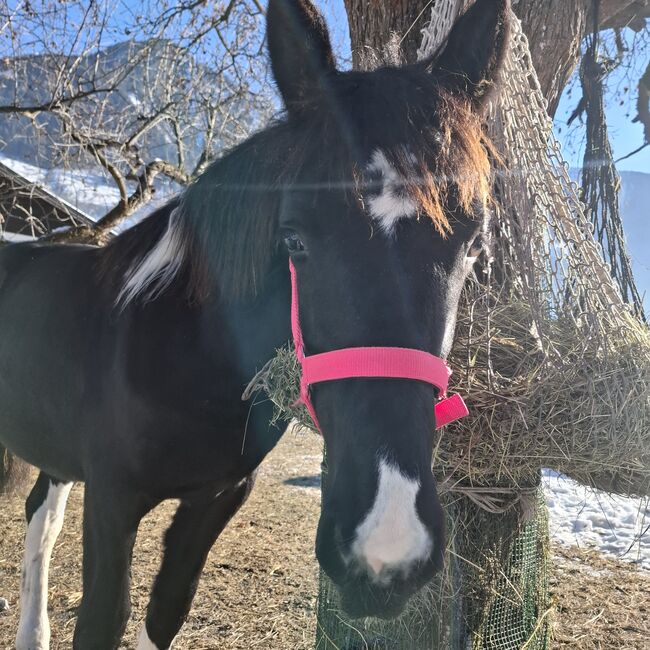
[408,93,493,236]
[355,90,493,238]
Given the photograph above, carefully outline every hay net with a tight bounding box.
[427,4,650,497]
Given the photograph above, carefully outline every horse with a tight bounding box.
[0,0,510,647]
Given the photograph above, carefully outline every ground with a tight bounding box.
[0,431,648,649]
[551,547,649,649]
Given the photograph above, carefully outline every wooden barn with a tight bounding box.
[0,160,93,240]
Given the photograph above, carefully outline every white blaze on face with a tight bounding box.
[352,460,432,578]
[366,150,418,236]
[16,481,72,650]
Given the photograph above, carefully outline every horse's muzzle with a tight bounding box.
[315,509,443,619]
[336,556,440,619]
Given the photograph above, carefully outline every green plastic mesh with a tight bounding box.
[315,490,550,650]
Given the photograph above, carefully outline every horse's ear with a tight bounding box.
[267,0,337,116]
[428,0,510,112]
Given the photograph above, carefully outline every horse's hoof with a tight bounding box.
[0,598,9,612]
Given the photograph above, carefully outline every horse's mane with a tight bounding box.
[98,124,291,305]
[100,75,492,307]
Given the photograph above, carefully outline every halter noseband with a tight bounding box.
[290,260,468,431]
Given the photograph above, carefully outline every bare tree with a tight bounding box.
[0,0,275,243]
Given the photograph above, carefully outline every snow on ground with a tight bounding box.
[543,469,650,569]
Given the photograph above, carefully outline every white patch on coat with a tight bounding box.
[118,208,185,307]
[352,460,431,578]
[16,481,72,650]
[136,625,174,650]
[365,150,417,236]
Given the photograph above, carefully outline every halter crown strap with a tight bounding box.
[289,260,468,430]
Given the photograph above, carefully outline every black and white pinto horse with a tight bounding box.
[0,0,509,647]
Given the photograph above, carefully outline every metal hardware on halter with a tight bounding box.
[289,260,469,431]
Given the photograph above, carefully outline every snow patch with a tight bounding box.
[543,469,650,569]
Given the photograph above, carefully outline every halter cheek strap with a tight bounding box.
[289,260,468,431]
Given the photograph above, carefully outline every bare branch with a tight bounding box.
[0,86,114,115]
[0,0,275,237]
[602,0,650,31]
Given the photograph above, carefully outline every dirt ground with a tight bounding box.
[1,431,648,649]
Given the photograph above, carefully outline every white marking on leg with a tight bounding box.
[16,481,72,650]
[352,459,431,579]
[365,150,417,236]
[137,624,174,650]
[118,208,185,307]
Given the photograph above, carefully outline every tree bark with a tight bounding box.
[515,0,588,115]
[343,0,647,116]
[343,0,433,67]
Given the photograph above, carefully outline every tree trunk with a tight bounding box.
[343,0,646,116]
[515,0,588,115]
[342,0,431,68]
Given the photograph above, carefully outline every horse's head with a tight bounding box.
[266,0,509,619]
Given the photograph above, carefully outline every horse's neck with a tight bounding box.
[107,201,292,375]
[220,254,292,374]
[140,252,291,389]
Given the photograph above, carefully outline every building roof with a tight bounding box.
[0,160,94,238]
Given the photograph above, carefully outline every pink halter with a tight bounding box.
[290,260,468,431]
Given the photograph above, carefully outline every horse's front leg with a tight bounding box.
[16,472,72,650]
[137,474,255,650]
[73,477,151,650]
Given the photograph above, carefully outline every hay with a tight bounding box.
[440,293,650,496]
[244,290,650,499]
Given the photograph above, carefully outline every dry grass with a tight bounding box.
[1,432,649,649]
[550,546,650,649]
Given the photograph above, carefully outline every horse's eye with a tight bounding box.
[468,235,485,259]
[283,232,305,255]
